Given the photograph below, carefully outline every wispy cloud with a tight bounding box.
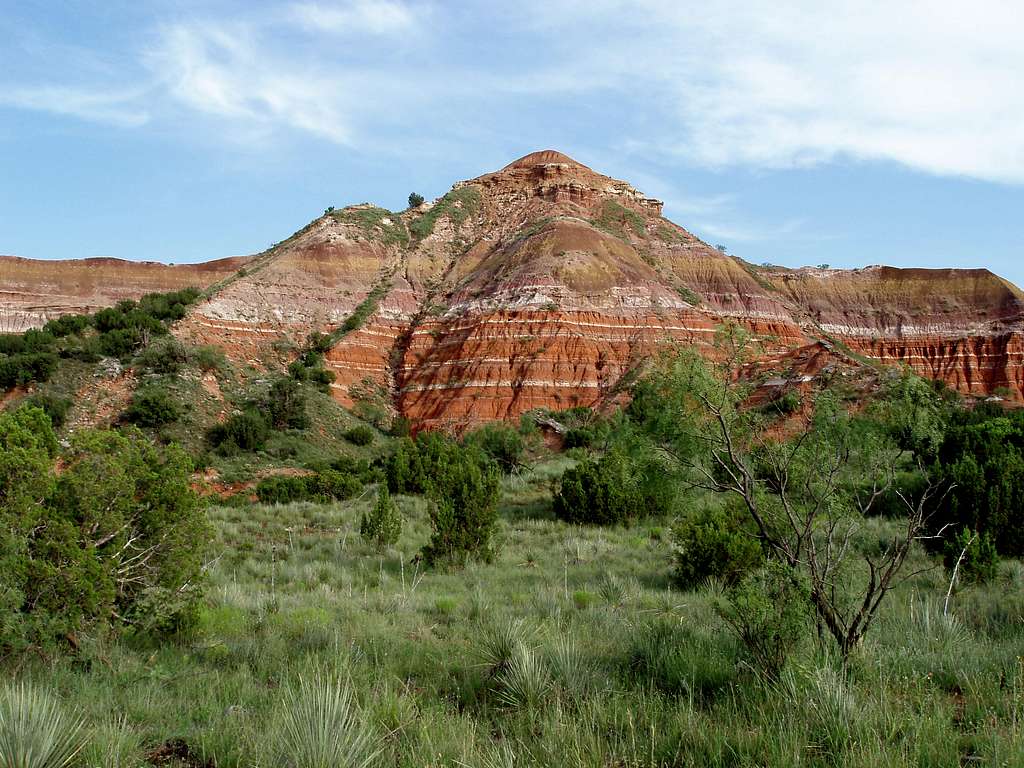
[146,22,354,145]
[0,85,149,128]
[290,0,422,35]
[3,0,1024,186]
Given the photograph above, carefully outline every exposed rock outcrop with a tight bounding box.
[3,150,1022,426]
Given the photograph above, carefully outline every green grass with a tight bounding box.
[7,457,1024,766]
[328,280,392,344]
[592,200,647,240]
[408,186,482,240]
[675,284,702,306]
[330,206,410,248]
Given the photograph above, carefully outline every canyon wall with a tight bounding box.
[3,150,1022,426]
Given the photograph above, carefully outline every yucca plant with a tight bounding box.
[479,618,533,676]
[0,682,86,768]
[495,643,551,710]
[275,673,377,768]
[547,634,595,701]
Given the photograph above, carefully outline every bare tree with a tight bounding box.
[633,324,948,658]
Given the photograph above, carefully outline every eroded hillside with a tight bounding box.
[4,149,1023,427]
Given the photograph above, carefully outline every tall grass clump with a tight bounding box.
[274,673,378,768]
[495,644,552,710]
[0,683,86,768]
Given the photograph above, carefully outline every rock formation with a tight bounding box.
[3,150,1023,426]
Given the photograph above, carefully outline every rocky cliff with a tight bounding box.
[3,150,1022,426]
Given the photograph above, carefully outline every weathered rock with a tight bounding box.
[3,151,1023,427]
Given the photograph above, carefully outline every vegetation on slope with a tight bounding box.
[329,205,410,247]
[408,186,482,240]
[4,316,1024,765]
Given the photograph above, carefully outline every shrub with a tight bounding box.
[0,682,87,768]
[671,503,763,590]
[255,476,311,505]
[19,394,72,429]
[42,313,90,338]
[332,454,372,477]
[553,450,670,526]
[256,471,361,505]
[769,390,801,415]
[384,437,428,494]
[189,345,226,373]
[134,339,188,374]
[562,427,594,450]
[0,352,59,389]
[464,423,524,473]
[208,411,270,452]
[389,416,412,437]
[308,469,361,501]
[408,192,425,208]
[1,415,208,652]
[716,562,810,679]
[124,386,181,427]
[421,443,501,567]
[96,328,143,358]
[360,485,402,550]
[944,528,1000,585]
[266,376,308,430]
[343,425,375,446]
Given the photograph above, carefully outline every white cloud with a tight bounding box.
[290,0,420,35]
[4,0,1024,185]
[0,85,149,128]
[146,23,354,145]
[561,0,1024,183]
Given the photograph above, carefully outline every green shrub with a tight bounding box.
[465,423,525,473]
[671,503,763,589]
[769,390,801,415]
[716,562,810,679]
[256,471,361,505]
[408,192,425,208]
[360,485,402,550]
[390,416,412,437]
[255,476,311,505]
[42,314,90,338]
[266,377,308,430]
[96,328,143,358]
[343,425,375,446]
[0,413,208,652]
[134,338,188,374]
[420,442,501,567]
[562,427,594,450]
[190,345,226,373]
[384,437,428,494]
[18,394,72,429]
[553,450,670,526]
[308,469,361,501]
[0,352,59,389]
[944,528,1000,585]
[124,386,181,427]
[208,411,270,452]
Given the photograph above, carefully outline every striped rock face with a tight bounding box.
[4,150,1023,427]
[0,255,249,333]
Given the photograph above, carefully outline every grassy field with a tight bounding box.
[13,457,1024,767]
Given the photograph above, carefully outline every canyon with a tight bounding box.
[3,149,1023,427]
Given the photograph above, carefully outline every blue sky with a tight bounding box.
[2,1,1022,285]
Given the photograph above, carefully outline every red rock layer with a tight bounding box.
[397,308,807,429]
[0,255,248,332]
[4,150,1023,428]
